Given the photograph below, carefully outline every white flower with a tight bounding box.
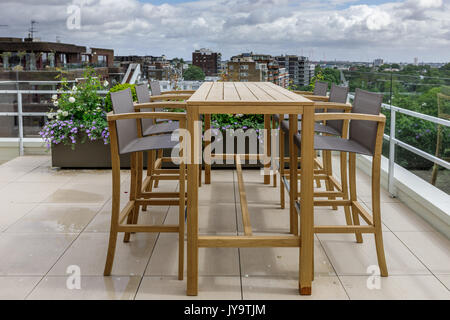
[69,97,76,103]
[62,111,69,117]
[72,85,77,92]
[103,80,109,87]
[53,101,59,107]
[96,107,102,111]
[57,109,62,114]
[51,94,58,101]
[47,113,53,119]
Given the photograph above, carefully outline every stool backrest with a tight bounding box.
[135,83,155,133]
[326,84,349,134]
[313,81,328,96]
[110,88,138,154]
[349,89,383,155]
[150,80,162,96]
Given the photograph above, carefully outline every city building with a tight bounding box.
[275,55,310,87]
[227,59,264,82]
[373,58,384,67]
[192,48,221,76]
[0,37,113,70]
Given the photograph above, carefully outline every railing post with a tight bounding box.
[388,107,396,197]
[17,91,24,156]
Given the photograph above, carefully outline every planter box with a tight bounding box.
[51,130,273,169]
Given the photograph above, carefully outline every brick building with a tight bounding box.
[192,49,221,76]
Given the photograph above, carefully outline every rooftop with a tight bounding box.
[0,155,449,300]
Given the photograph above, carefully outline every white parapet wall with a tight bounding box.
[0,138,47,162]
[356,154,450,238]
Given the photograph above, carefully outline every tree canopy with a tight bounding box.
[183,65,205,81]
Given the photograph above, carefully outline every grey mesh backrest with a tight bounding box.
[150,81,161,96]
[313,81,328,96]
[135,84,155,132]
[349,89,383,155]
[111,88,138,154]
[327,84,349,134]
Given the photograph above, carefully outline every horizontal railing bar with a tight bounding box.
[0,90,108,94]
[0,112,47,116]
[349,94,450,127]
[382,133,450,169]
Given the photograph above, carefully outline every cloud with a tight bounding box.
[0,0,448,62]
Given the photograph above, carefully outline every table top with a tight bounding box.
[187,82,313,113]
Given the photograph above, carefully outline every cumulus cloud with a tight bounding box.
[0,0,448,62]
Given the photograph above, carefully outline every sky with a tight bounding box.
[0,0,449,63]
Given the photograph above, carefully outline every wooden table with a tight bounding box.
[185,82,315,295]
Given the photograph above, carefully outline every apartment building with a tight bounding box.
[192,48,221,76]
[0,37,113,70]
[275,55,310,87]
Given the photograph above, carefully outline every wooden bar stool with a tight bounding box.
[104,88,187,280]
[292,88,388,276]
[278,84,350,209]
[135,83,190,211]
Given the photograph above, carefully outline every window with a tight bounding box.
[240,65,249,70]
[229,65,234,70]
[240,72,248,77]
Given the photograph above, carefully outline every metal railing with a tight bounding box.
[0,81,108,156]
[1,81,449,197]
[348,93,450,197]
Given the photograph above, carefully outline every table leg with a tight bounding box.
[205,114,211,184]
[187,109,200,296]
[264,114,271,185]
[299,106,314,295]
[289,115,298,236]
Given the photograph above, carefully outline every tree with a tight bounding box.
[183,65,205,81]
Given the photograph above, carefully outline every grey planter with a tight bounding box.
[50,130,272,169]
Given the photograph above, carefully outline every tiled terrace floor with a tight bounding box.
[0,155,449,300]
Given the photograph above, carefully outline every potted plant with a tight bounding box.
[40,68,115,168]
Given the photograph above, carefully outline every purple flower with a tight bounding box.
[416,135,420,139]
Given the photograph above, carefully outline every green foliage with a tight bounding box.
[104,83,137,112]
[183,65,206,81]
[40,68,110,149]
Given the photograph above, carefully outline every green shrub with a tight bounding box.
[104,83,137,112]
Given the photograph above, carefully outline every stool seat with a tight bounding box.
[281,120,341,136]
[143,121,180,136]
[293,133,373,156]
[120,133,178,155]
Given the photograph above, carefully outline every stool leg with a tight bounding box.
[272,116,277,188]
[142,150,156,212]
[372,154,388,277]
[104,152,121,276]
[124,152,138,243]
[340,152,358,238]
[154,149,163,188]
[132,152,143,226]
[279,126,285,209]
[178,161,186,281]
[324,150,338,210]
[315,153,322,188]
[349,153,363,243]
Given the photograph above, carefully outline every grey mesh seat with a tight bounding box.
[111,88,177,154]
[135,84,180,136]
[104,87,186,280]
[293,89,383,155]
[290,88,388,277]
[280,84,349,136]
